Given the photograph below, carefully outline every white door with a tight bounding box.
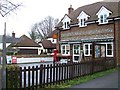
[73,44,80,62]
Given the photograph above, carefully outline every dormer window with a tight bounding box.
[80,18,86,26]
[64,22,70,29]
[96,6,112,24]
[77,11,90,27]
[62,14,71,30]
[100,14,108,24]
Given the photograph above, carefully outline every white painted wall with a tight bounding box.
[0,43,11,50]
[47,38,57,44]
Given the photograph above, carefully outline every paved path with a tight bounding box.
[0,69,1,90]
[69,70,119,89]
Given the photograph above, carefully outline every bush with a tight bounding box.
[6,65,20,88]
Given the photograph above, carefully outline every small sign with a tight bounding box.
[7,56,12,64]
[53,34,58,39]
[12,56,17,64]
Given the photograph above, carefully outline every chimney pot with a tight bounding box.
[68,5,74,14]
[12,31,15,38]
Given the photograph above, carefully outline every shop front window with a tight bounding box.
[61,44,70,55]
[84,43,92,56]
[106,43,113,57]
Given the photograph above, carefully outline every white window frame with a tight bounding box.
[99,14,108,24]
[96,42,113,57]
[79,18,87,27]
[96,6,112,25]
[62,15,71,30]
[77,11,90,28]
[61,44,70,55]
[64,21,70,29]
[83,43,92,56]
[106,42,113,57]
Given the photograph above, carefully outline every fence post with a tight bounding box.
[50,64,52,86]
[23,67,26,88]
[35,66,38,89]
[91,60,94,74]
[40,64,43,88]
[19,67,22,89]
[53,64,55,85]
[28,66,30,89]
[32,66,35,89]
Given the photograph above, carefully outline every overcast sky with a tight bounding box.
[0,0,102,37]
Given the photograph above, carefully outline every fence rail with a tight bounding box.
[6,58,116,89]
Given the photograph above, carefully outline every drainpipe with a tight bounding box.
[113,18,116,67]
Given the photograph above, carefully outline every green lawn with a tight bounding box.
[44,67,117,89]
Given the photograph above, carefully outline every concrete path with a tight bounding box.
[0,69,2,90]
[69,70,119,89]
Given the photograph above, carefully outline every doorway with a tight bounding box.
[73,44,80,62]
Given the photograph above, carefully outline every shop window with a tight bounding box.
[106,43,113,57]
[84,43,92,56]
[61,44,70,55]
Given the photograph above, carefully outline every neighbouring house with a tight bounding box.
[55,0,120,65]
[0,32,19,54]
[8,35,41,55]
[38,29,59,55]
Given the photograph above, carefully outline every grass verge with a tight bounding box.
[45,67,118,89]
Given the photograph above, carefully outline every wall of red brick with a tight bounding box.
[115,20,120,66]
[60,22,120,65]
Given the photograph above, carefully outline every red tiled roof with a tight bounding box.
[12,35,41,47]
[41,40,56,49]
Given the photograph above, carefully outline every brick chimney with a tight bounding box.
[12,31,15,38]
[68,5,74,14]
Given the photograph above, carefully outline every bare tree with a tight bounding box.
[0,0,22,17]
[28,29,38,41]
[30,16,59,41]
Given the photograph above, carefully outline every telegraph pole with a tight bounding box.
[2,22,7,89]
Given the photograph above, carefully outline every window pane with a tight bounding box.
[90,44,92,55]
[62,45,65,54]
[107,44,112,56]
[85,45,88,49]
[107,50,112,55]
[100,15,103,23]
[66,45,70,50]
[107,44,112,49]
[62,46,65,49]
[95,45,100,58]
[74,50,79,54]
[81,19,83,26]
[65,22,66,28]
[66,50,69,54]
[101,46,105,57]
[74,56,79,61]
[62,50,65,54]
[85,50,88,55]
[104,14,107,22]
[67,22,69,28]
[84,18,86,25]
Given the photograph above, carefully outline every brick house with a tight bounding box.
[56,0,120,65]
